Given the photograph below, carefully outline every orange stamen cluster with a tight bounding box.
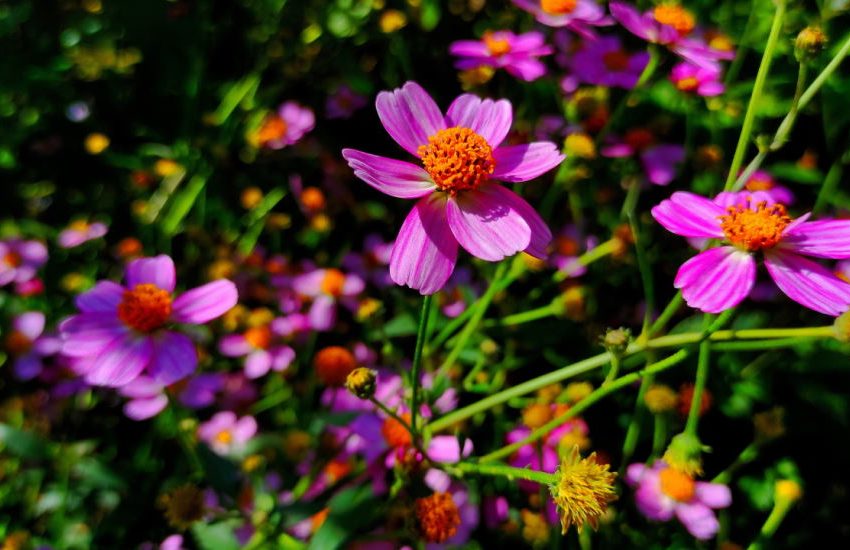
[483,31,511,56]
[256,115,288,145]
[658,467,696,502]
[418,127,495,195]
[720,201,791,252]
[415,492,461,544]
[313,346,357,386]
[244,326,272,349]
[653,5,696,35]
[745,177,774,191]
[602,50,630,71]
[118,283,172,333]
[320,268,346,297]
[674,76,700,92]
[540,0,578,15]
[4,331,32,355]
[215,430,233,445]
[381,413,412,448]
[4,251,22,268]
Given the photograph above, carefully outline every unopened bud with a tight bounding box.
[345,367,377,399]
[775,479,802,504]
[601,327,631,356]
[795,26,827,61]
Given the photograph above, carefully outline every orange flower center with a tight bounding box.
[257,115,288,144]
[4,331,32,355]
[540,0,577,15]
[483,31,511,56]
[745,177,774,191]
[244,326,272,349]
[659,467,696,502]
[215,430,233,445]
[418,127,495,196]
[653,5,696,35]
[324,459,352,482]
[117,283,173,333]
[706,30,734,52]
[556,236,580,256]
[720,201,791,252]
[415,492,461,544]
[602,50,631,71]
[675,76,700,92]
[4,251,22,268]
[624,128,655,151]
[301,187,326,212]
[313,346,357,386]
[381,413,412,448]
[320,268,346,297]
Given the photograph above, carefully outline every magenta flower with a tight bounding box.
[119,376,169,420]
[559,34,650,92]
[652,192,850,315]
[742,170,795,205]
[342,81,562,294]
[626,461,731,540]
[218,324,295,379]
[292,267,364,330]
[197,411,257,456]
[512,0,611,36]
[601,130,685,186]
[4,311,62,380]
[59,255,239,387]
[57,220,108,248]
[449,30,553,82]
[326,84,367,119]
[0,238,47,286]
[258,101,315,149]
[670,61,725,96]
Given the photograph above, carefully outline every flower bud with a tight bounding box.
[601,327,631,356]
[775,479,803,504]
[345,367,377,400]
[663,433,705,476]
[795,26,827,61]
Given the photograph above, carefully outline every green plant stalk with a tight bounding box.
[724,0,787,191]
[620,374,653,471]
[652,413,668,458]
[445,460,557,485]
[685,315,715,436]
[813,157,844,215]
[647,292,683,339]
[485,302,561,327]
[595,46,660,145]
[747,497,796,550]
[629,208,654,337]
[410,294,434,436]
[552,237,620,283]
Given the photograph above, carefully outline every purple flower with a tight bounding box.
[342,81,562,295]
[626,461,731,540]
[670,62,725,96]
[118,376,169,420]
[4,312,62,380]
[652,191,850,315]
[326,84,367,119]
[512,0,611,37]
[341,234,394,288]
[551,224,598,277]
[197,411,257,455]
[59,255,239,387]
[449,30,553,82]
[559,34,650,92]
[254,101,315,149]
[218,324,295,379]
[178,373,225,408]
[0,239,47,287]
[57,220,109,248]
[292,268,364,331]
[601,130,685,186]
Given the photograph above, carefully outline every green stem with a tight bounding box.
[813,156,845,215]
[647,292,683,339]
[370,396,416,443]
[724,0,787,191]
[685,315,715,436]
[628,198,654,337]
[595,46,660,145]
[747,498,795,550]
[446,461,557,485]
[410,294,434,436]
[713,441,761,484]
[485,302,560,328]
[796,30,850,111]
[620,374,653,470]
[651,413,667,459]
[552,238,620,283]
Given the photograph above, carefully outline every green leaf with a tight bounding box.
[768,162,823,184]
[160,173,208,236]
[308,486,380,550]
[192,521,241,550]
[383,314,417,337]
[0,423,50,460]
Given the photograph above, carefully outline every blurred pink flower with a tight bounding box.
[58,220,108,248]
[198,411,257,455]
[449,30,553,81]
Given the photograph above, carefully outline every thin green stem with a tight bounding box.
[813,156,845,215]
[620,374,653,471]
[628,199,654,337]
[713,441,761,484]
[370,397,416,443]
[485,302,560,328]
[410,294,434,436]
[651,413,667,459]
[445,461,557,485]
[685,315,715,436]
[552,238,620,283]
[724,0,787,191]
[595,46,660,145]
[747,497,796,550]
[647,292,683,339]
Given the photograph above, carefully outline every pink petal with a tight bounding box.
[375,81,445,156]
[14,312,45,341]
[245,349,272,378]
[148,331,198,385]
[390,194,458,295]
[171,280,238,324]
[782,220,850,259]
[85,334,153,387]
[764,250,850,316]
[75,281,124,313]
[505,58,548,81]
[218,334,252,357]
[342,149,436,199]
[675,502,720,540]
[60,313,126,357]
[308,295,337,331]
[125,255,176,292]
[124,395,169,421]
[674,247,756,313]
[444,95,513,147]
[427,435,473,463]
[651,192,726,238]
[695,482,732,509]
[492,143,564,182]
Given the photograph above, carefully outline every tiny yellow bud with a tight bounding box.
[345,367,377,399]
[775,479,802,503]
[379,10,407,33]
[84,133,110,154]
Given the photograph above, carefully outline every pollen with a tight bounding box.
[320,268,346,297]
[117,283,172,333]
[215,429,233,445]
[381,413,412,448]
[244,326,272,349]
[483,31,511,56]
[720,201,791,252]
[602,50,630,71]
[415,492,461,544]
[653,4,696,35]
[659,467,696,502]
[550,446,617,534]
[674,76,700,92]
[540,0,577,15]
[314,346,357,386]
[418,127,495,195]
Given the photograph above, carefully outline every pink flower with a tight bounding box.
[652,192,850,315]
[512,0,611,36]
[626,461,731,540]
[449,30,553,82]
[558,34,650,92]
[255,101,315,149]
[670,61,725,96]
[197,411,257,455]
[342,81,562,294]
[0,238,47,286]
[292,267,364,331]
[59,255,239,387]
[342,234,394,288]
[218,323,295,379]
[4,311,62,380]
[119,376,169,420]
[601,129,685,186]
[57,220,108,248]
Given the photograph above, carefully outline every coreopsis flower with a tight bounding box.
[57,219,108,248]
[218,323,295,379]
[449,30,553,82]
[550,446,617,533]
[651,192,850,314]
[626,461,731,540]
[601,129,685,186]
[198,411,257,456]
[415,492,462,544]
[326,84,367,119]
[59,255,238,387]
[293,267,364,330]
[251,101,315,149]
[558,34,650,93]
[4,312,61,380]
[512,0,611,37]
[670,61,725,96]
[0,239,47,287]
[342,81,563,294]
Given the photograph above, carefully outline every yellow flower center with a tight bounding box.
[658,467,696,502]
[550,447,617,534]
[675,76,700,92]
[745,177,774,191]
[3,251,22,268]
[215,430,233,445]
[256,115,288,145]
[244,326,272,349]
[483,31,511,56]
[415,492,461,544]
[602,50,631,71]
[117,283,172,333]
[719,201,791,252]
[541,0,577,15]
[320,268,346,297]
[69,220,91,232]
[653,5,696,35]
[418,127,495,195]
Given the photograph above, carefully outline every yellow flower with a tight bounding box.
[564,133,596,159]
[154,159,182,177]
[549,446,617,534]
[644,384,678,414]
[564,381,593,403]
[84,133,110,154]
[379,10,407,33]
[520,509,550,546]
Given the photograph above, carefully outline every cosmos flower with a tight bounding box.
[218,323,295,379]
[652,191,850,315]
[119,376,169,420]
[4,312,62,380]
[197,411,257,456]
[326,84,368,119]
[292,268,364,331]
[669,61,725,96]
[58,219,108,248]
[251,101,315,149]
[512,0,611,37]
[601,129,686,186]
[0,238,48,287]
[342,81,562,294]
[550,224,598,277]
[626,461,731,540]
[59,255,239,387]
[558,34,650,92]
[449,30,553,82]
